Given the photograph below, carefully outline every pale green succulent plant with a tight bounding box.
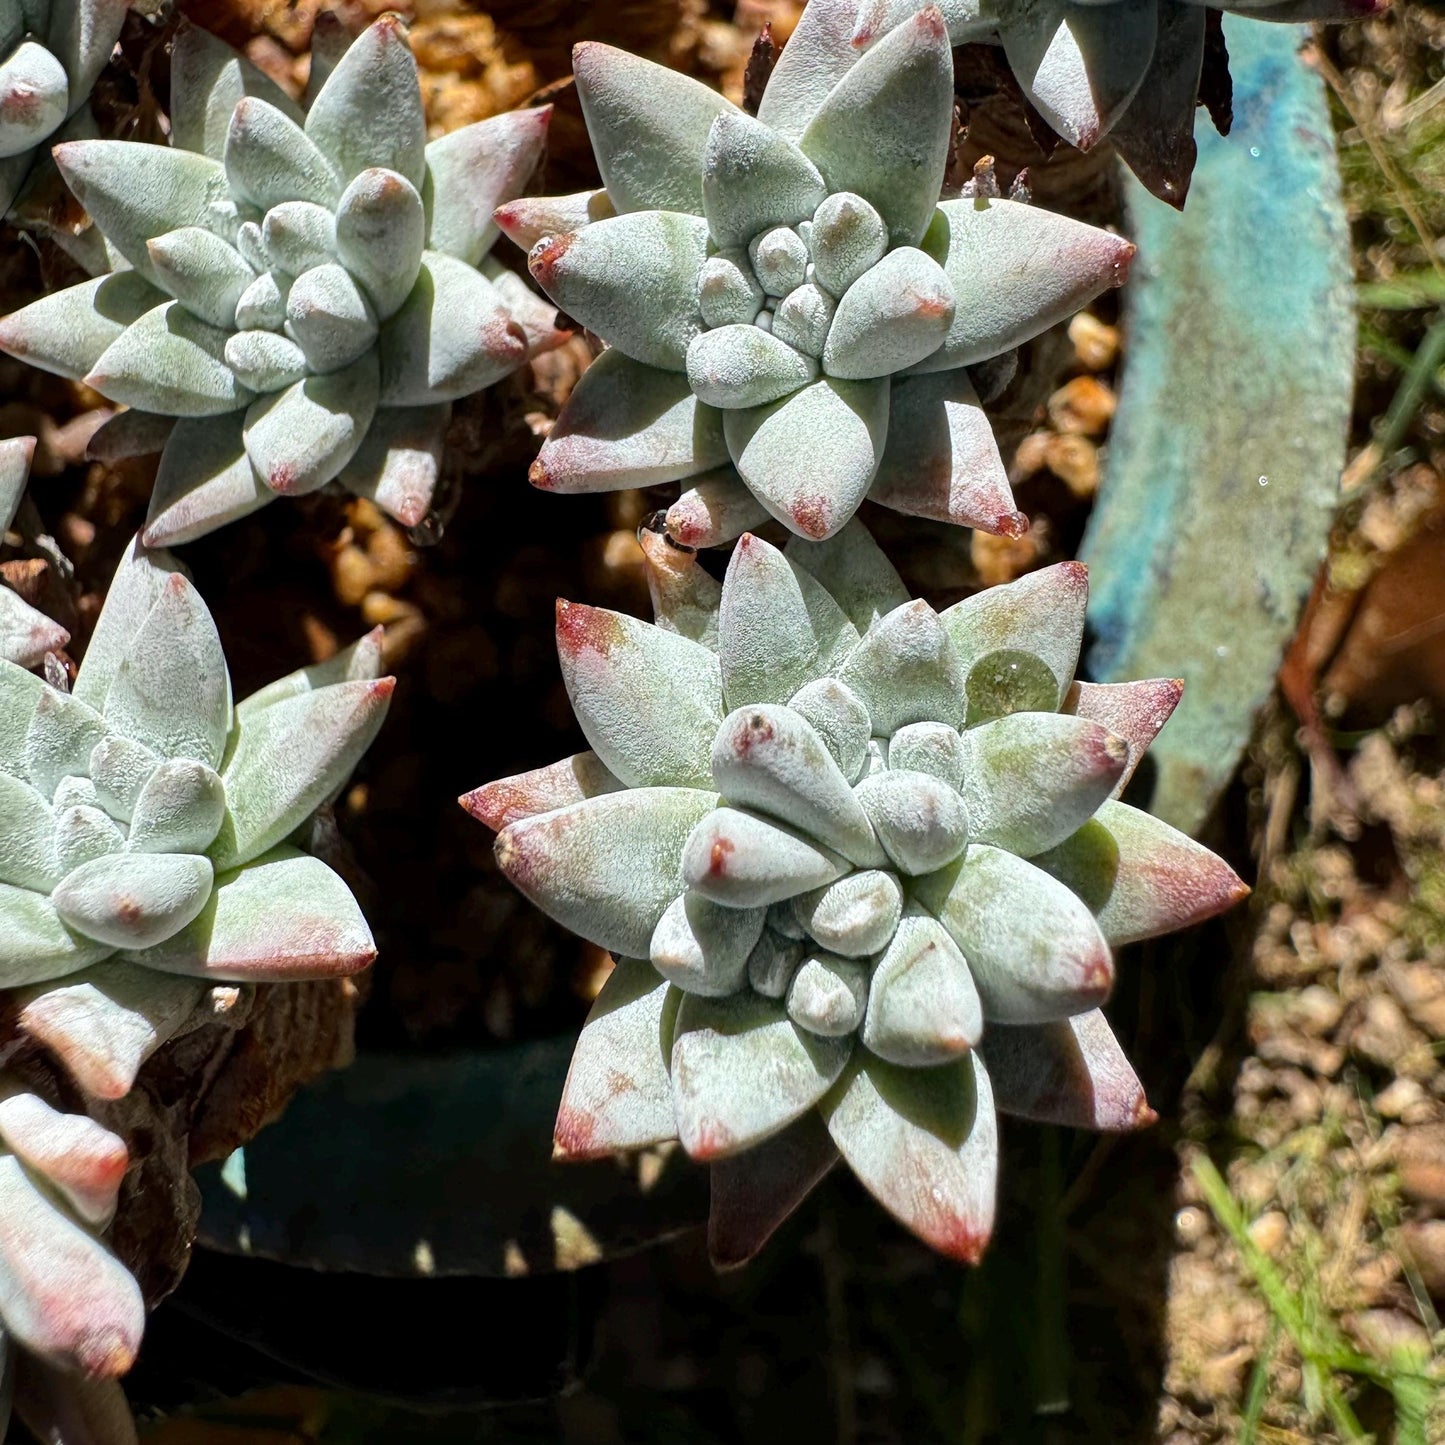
[0,536,391,1100]
[0,0,125,219]
[496,0,1134,546]
[0,437,69,670]
[0,1082,142,1441]
[857,0,1384,203]
[464,522,1247,1265]
[0,15,566,544]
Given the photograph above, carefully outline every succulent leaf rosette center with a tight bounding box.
[504,3,1134,546]
[465,523,1247,1265]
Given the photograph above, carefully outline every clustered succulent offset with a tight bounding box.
[0,0,124,219]
[0,15,566,545]
[0,535,391,1100]
[464,523,1247,1263]
[857,0,1386,203]
[0,436,69,668]
[499,1,1134,546]
[0,1083,142,1440]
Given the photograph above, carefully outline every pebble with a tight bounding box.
[1396,1124,1445,1209]
[1399,1219,1445,1298]
[1247,1209,1288,1256]
[1067,311,1120,371]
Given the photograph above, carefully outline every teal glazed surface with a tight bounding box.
[1080,17,1354,835]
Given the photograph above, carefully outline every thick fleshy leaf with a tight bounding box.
[481,257,571,358]
[53,802,124,876]
[955,712,1125,857]
[823,245,955,379]
[51,851,213,950]
[223,329,309,394]
[224,96,341,210]
[146,225,255,332]
[786,678,871,783]
[671,989,853,1159]
[492,188,614,251]
[0,772,59,891]
[854,769,969,876]
[710,704,881,866]
[16,961,205,1099]
[787,950,868,1035]
[0,43,69,159]
[127,758,226,854]
[378,251,527,405]
[169,21,305,161]
[650,891,766,996]
[46,0,128,120]
[573,42,738,215]
[336,167,426,321]
[102,572,231,766]
[984,1010,1152,1130]
[338,402,448,528]
[305,16,426,191]
[52,140,231,287]
[725,377,888,540]
[0,1154,145,1376]
[698,249,765,329]
[809,190,888,297]
[0,884,110,986]
[0,658,46,770]
[747,927,806,998]
[912,198,1134,373]
[70,540,178,710]
[914,844,1113,1024]
[243,352,379,494]
[1001,0,1157,151]
[234,628,385,720]
[530,349,727,495]
[863,907,981,1066]
[784,520,909,634]
[86,302,249,417]
[798,9,953,248]
[686,325,818,410]
[555,599,722,790]
[23,687,107,797]
[772,282,835,358]
[1106,5,1205,208]
[639,528,721,647]
[701,110,828,248]
[757,0,866,143]
[940,561,1088,714]
[887,722,966,789]
[708,1111,838,1269]
[261,201,337,277]
[718,532,858,708]
[495,787,718,958]
[285,262,378,374]
[461,752,623,833]
[682,805,847,908]
[553,958,679,1159]
[144,412,274,547]
[1063,677,1183,798]
[665,468,770,548]
[211,676,393,869]
[821,1049,996,1263]
[86,736,160,825]
[0,434,33,531]
[234,270,285,330]
[0,1093,127,1226]
[870,369,1025,535]
[424,106,550,265]
[839,599,965,732]
[87,408,177,464]
[529,213,708,372]
[121,845,376,980]
[0,272,166,383]
[1031,800,1249,946]
[0,589,68,672]
[795,869,902,957]
[852,0,991,47]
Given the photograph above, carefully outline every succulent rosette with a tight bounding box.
[0,1083,142,1443]
[0,16,566,544]
[0,437,69,668]
[0,537,391,1100]
[498,0,1134,546]
[463,523,1248,1265]
[0,0,125,219]
[857,0,1385,204]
